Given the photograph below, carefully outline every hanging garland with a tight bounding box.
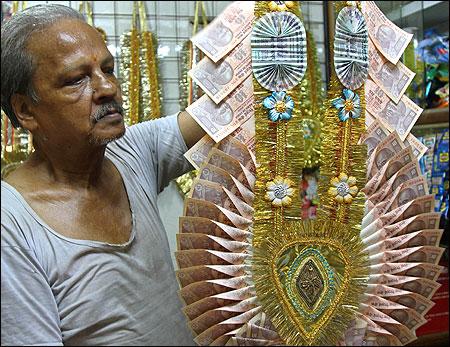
[119,1,161,126]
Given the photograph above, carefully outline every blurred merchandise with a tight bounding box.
[419,129,449,218]
[403,27,426,108]
[416,29,449,109]
[301,168,319,220]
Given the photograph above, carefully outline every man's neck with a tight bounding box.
[20,145,109,190]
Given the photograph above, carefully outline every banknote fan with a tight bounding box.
[174,1,445,345]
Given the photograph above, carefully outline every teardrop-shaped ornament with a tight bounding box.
[334,6,369,90]
[252,12,307,91]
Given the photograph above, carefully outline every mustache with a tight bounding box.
[92,101,124,122]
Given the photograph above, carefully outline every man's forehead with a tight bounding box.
[28,19,103,54]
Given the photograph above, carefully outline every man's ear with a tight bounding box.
[10,93,38,132]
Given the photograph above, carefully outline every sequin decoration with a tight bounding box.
[265,176,295,207]
[332,89,361,121]
[268,1,295,12]
[328,173,358,204]
[252,12,307,91]
[296,259,325,309]
[277,246,336,323]
[263,91,295,122]
[334,6,368,90]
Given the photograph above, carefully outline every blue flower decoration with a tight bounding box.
[262,91,294,122]
[332,89,361,122]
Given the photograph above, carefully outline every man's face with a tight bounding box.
[26,19,124,147]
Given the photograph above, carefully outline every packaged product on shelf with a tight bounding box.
[419,134,436,188]
[432,129,449,212]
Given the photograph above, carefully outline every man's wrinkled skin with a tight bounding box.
[5,19,204,244]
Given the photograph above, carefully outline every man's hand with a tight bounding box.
[178,110,206,149]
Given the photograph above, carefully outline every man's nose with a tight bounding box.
[92,73,117,102]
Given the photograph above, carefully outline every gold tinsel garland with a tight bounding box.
[251,1,369,345]
[301,30,325,169]
[119,1,161,126]
[315,1,367,233]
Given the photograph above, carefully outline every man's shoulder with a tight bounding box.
[1,180,23,208]
[1,181,33,247]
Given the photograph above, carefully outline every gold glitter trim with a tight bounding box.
[252,219,369,345]
[251,1,369,345]
[315,1,367,235]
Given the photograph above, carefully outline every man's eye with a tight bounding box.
[65,76,84,86]
[105,68,115,75]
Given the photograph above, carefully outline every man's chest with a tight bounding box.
[26,187,132,244]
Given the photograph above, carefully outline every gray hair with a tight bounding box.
[1,4,85,128]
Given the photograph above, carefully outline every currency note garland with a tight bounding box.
[252,1,369,345]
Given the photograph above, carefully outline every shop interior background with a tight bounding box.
[1,1,448,268]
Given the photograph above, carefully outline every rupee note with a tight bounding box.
[190,34,252,104]
[177,233,249,253]
[187,76,254,143]
[368,37,415,103]
[404,133,428,160]
[365,230,443,256]
[386,176,428,212]
[367,131,405,179]
[364,146,415,196]
[359,118,390,157]
[191,1,254,63]
[361,1,413,64]
[216,135,255,173]
[189,178,239,214]
[367,160,421,207]
[365,79,423,141]
[369,246,444,265]
[176,249,250,269]
[184,198,252,229]
[185,135,216,169]
[384,292,436,315]
[179,216,251,241]
[371,262,443,281]
[176,264,247,288]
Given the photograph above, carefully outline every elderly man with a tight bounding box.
[1,4,205,346]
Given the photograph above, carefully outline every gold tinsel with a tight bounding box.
[252,2,305,222]
[251,1,369,345]
[300,30,325,169]
[252,219,369,346]
[315,1,367,234]
[119,1,161,126]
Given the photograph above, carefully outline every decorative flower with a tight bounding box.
[263,91,294,122]
[332,89,361,122]
[346,1,357,7]
[328,173,358,204]
[265,176,295,207]
[268,1,295,11]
